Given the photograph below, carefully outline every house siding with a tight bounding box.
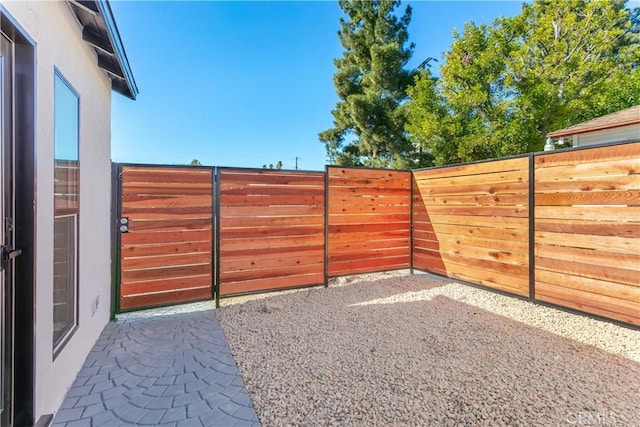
[572,125,640,147]
[2,0,113,419]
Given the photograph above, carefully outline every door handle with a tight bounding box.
[1,246,22,262]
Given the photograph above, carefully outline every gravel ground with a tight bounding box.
[217,272,640,426]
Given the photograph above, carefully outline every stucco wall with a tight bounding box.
[2,1,113,419]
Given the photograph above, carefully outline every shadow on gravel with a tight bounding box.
[218,275,639,427]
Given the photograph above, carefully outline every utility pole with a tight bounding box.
[295,156,301,170]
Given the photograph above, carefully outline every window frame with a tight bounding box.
[52,69,80,358]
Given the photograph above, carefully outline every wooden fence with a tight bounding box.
[112,141,638,325]
[534,143,639,325]
[117,166,213,310]
[327,167,412,277]
[412,157,531,298]
[218,169,325,296]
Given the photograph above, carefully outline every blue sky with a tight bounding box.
[110,0,527,171]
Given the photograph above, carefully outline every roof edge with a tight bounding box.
[548,119,640,138]
[95,0,138,100]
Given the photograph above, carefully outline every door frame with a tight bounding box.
[0,30,14,427]
[0,6,36,426]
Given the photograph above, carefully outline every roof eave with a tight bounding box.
[547,120,640,139]
[70,0,138,100]
[96,0,138,100]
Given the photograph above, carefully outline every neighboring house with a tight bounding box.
[0,1,137,425]
[547,105,640,148]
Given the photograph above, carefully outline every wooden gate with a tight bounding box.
[115,164,214,311]
[217,168,326,296]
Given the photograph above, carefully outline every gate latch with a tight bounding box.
[119,217,129,233]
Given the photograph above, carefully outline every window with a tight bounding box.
[53,71,79,355]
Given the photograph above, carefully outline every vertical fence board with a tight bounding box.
[412,157,531,297]
[218,169,325,296]
[327,167,412,277]
[534,142,640,325]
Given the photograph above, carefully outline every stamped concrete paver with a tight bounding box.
[52,302,260,426]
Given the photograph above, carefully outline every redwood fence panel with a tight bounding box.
[112,141,638,326]
[217,169,325,296]
[117,165,213,311]
[412,157,531,297]
[327,166,412,277]
[534,142,640,325]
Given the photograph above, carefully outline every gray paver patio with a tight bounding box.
[52,302,260,426]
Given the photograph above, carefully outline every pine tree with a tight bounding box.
[319,0,420,168]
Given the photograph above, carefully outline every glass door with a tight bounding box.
[0,32,14,427]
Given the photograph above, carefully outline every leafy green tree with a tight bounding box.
[320,0,422,168]
[406,0,640,165]
[262,161,283,170]
[189,159,202,166]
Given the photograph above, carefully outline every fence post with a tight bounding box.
[214,167,221,308]
[410,171,414,275]
[528,154,535,302]
[110,162,122,319]
[324,165,329,287]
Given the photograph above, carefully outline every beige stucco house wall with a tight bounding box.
[0,0,136,423]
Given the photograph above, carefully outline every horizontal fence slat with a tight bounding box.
[414,157,528,179]
[221,215,323,228]
[535,218,640,238]
[418,193,529,207]
[535,231,636,253]
[535,158,639,181]
[220,225,323,239]
[222,253,324,272]
[120,288,211,311]
[122,194,213,208]
[121,241,211,258]
[535,190,640,206]
[535,256,638,287]
[536,206,640,222]
[535,142,639,167]
[220,263,323,282]
[219,195,325,206]
[534,292,639,326]
[127,218,213,233]
[121,276,211,296]
[122,252,211,271]
[121,229,211,245]
[535,282,639,323]
[220,273,324,296]
[535,244,640,271]
[328,168,411,180]
[536,269,640,301]
[533,175,639,193]
[122,263,211,284]
[220,235,324,251]
[427,214,528,229]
